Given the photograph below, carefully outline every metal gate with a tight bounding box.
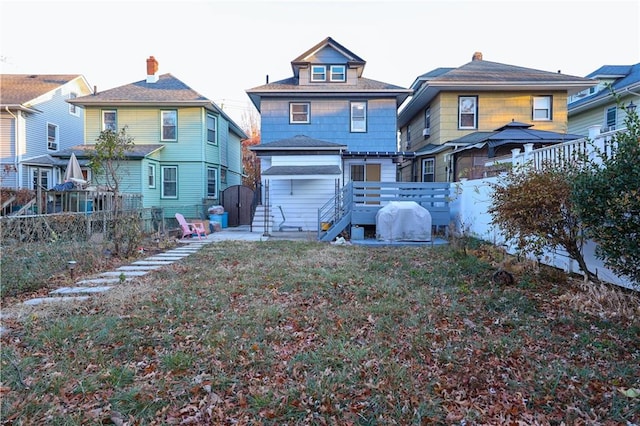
[221,185,254,226]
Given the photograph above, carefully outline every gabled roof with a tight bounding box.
[70,74,247,139]
[399,55,597,127]
[0,74,89,111]
[246,37,411,111]
[568,62,640,114]
[291,36,366,78]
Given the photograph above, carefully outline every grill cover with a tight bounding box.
[376,201,432,242]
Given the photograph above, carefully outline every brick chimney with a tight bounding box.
[472,51,483,61]
[146,56,159,83]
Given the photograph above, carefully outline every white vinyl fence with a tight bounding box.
[450,127,636,290]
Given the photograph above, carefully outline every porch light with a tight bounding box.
[67,260,77,280]
[627,101,637,113]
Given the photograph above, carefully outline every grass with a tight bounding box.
[1,240,639,424]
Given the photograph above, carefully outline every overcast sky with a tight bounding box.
[1,0,638,125]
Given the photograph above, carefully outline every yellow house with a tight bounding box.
[397,52,597,182]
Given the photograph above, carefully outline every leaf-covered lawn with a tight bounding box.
[1,241,638,425]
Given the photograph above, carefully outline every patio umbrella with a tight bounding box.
[64,152,86,184]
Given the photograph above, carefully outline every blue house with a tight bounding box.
[246,37,411,232]
[0,74,92,192]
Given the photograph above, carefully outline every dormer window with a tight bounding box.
[311,66,327,82]
[311,65,346,82]
[330,65,346,82]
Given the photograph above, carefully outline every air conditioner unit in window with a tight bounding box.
[601,125,615,133]
[422,128,430,137]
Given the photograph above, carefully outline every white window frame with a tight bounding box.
[148,164,156,189]
[207,113,217,144]
[290,103,310,124]
[533,96,552,121]
[422,158,435,182]
[102,110,117,131]
[47,122,58,151]
[458,96,477,129]
[311,65,326,82]
[161,166,177,198]
[161,110,177,141]
[605,106,617,129]
[350,101,367,133]
[32,168,51,190]
[330,65,346,82]
[207,167,218,199]
[424,107,431,132]
[68,92,78,116]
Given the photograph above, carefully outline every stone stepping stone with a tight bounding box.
[98,270,149,277]
[76,277,132,285]
[117,265,163,271]
[50,286,112,295]
[24,296,91,306]
[133,260,173,265]
[145,256,184,261]
[153,252,190,257]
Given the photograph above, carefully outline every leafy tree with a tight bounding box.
[88,126,140,257]
[571,100,640,285]
[488,161,596,281]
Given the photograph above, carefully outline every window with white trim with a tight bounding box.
[162,110,177,141]
[330,65,346,82]
[424,107,431,133]
[422,158,435,182]
[533,96,552,120]
[148,164,156,188]
[351,101,367,132]
[207,114,217,144]
[605,106,617,130]
[47,123,58,150]
[32,168,50,190]
[458,96,477,129]
[290,103,310,123]
[406,125,411,149]
[69,92,78,116]
[102,110,117,131]
[311,65,326,82]
[207,167,218,198]
[161,166,177,198]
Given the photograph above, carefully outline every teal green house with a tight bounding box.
[64,56,247,219]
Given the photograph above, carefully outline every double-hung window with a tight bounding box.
[351,101,367,132]
[311,65,326,82]
[459,96,477,129]
[162,110,177,141]
[422,158,435,182]
[161,166,177,198]
[148,164,156,188]
[69,92,78,116]
[207,114,217,144]
[290,103,310,123]
[533,96,552,120]
[207,167,218,198]
[605,106,617,130]
[102,110,117,131]
[47,123,58,150]
[330,65,346,82]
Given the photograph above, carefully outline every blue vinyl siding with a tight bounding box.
[260,98,398,152]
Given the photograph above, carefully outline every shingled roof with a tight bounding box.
[1,74,83,107]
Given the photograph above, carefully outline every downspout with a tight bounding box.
[5,107,19,189]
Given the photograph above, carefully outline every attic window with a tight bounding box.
[311,66,326,82]
[330,65,346,82]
